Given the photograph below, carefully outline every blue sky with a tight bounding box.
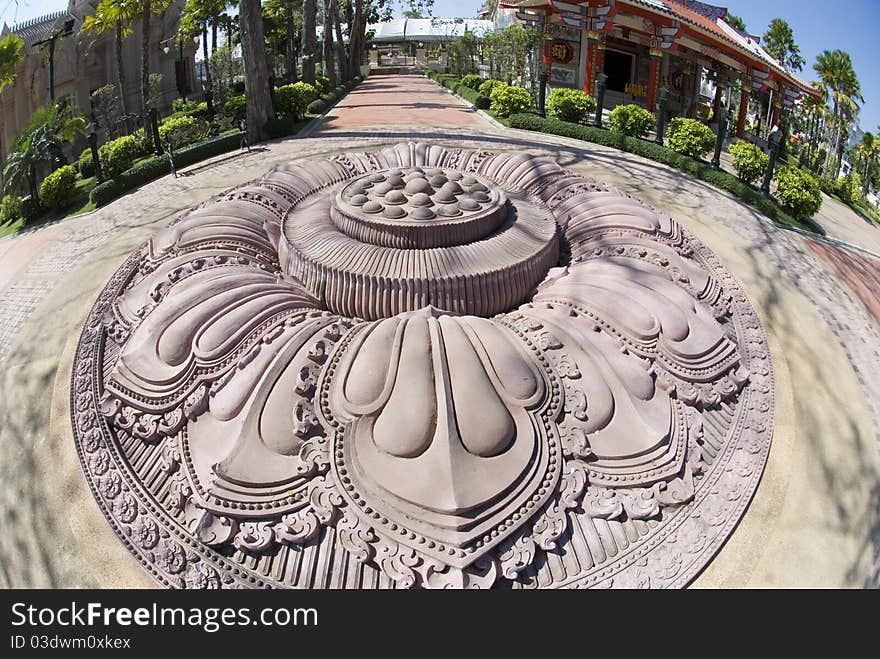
[4,0,879,131]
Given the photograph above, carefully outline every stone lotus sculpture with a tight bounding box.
[71,143,773,589]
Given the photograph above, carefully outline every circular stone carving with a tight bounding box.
[71,142,774,589]
[284,166,559,319]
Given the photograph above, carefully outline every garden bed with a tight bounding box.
[507,113,824,234]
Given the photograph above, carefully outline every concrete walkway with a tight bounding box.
[1,74,879,588]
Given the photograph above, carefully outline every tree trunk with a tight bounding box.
[141,0,153,151]
[239,0,274,143]
[331,0,347,82]
[202,26,214,117]
[322,0,337,86]
[346,0,364,82]
[285,10,297,83]
[211,17,218,53]
[301,0,317,84]
[115,24,130,133]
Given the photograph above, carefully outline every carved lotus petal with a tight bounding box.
[325,306,558,565]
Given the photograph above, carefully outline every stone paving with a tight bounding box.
[1,73,879,587]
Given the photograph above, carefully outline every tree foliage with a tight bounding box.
[762,18,805,72]
[723,14,746,32]
[0,33,25,92]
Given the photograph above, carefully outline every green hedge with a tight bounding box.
[507,113,813,230]
[453,83,490,109]
[90,133,242,207]
[427,73,490,110]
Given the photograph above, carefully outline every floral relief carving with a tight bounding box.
[71,143,774,589]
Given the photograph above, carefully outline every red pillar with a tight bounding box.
[583,39,596,93]
[647,52,661,111]
[736,89,749,137]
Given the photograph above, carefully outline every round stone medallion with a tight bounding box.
[71,142,774,589]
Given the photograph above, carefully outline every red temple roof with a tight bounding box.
[499,0,819,97]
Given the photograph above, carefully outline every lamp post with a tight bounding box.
[711,105,728,168]
[593,72,607,128]
[655,86,668,145]
[34,17,75,102]
[761,124,783,196]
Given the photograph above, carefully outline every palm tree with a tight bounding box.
[814,49,863,176]
[180,0,226,118]
[857,132,878,198]
[139,0,173,149]
[0,32,25,92]
[82,0,139,132]
[763,18,805,72]
[2,101,86,200]
[2,129,54,200]
[239,0,274,142]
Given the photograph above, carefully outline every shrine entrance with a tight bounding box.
[604,49,633,93]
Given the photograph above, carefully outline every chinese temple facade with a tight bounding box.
[498,0,819,139]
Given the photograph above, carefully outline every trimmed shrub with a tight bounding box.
[817,175,836,196]
[293,81,319,103]
[20,195,40,220]
[728,141,768,185]
[172,97,199,114]
[77,148,95,178]
[0,194,22,224]
[461,73,483,90]
[315,75,331,94]
[546,88,597,124]
[607,103,655,138]
[478,79,504,97]
[334,85,346,96]
[224,93,246,118]
[274,82,317,119]
[490,84,531,117]
[130,128,152,155]
[38,164,78,210]
[835,172,862,204]
[307,99,327,115]
[159,114,205,148]
[506,113,811,231]
[98,135,141,179]
[774,166,822,218]
[170,99,209,119]
[665,117,715,159]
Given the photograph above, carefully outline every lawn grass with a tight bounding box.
[0,176,97,239]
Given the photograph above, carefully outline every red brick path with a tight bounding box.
[318,74,491,130]
[805,239,880,329]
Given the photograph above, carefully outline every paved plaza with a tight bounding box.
[1,74,879,588]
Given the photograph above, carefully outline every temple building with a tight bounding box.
[497,0,819,140]
[0,0,198,162]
